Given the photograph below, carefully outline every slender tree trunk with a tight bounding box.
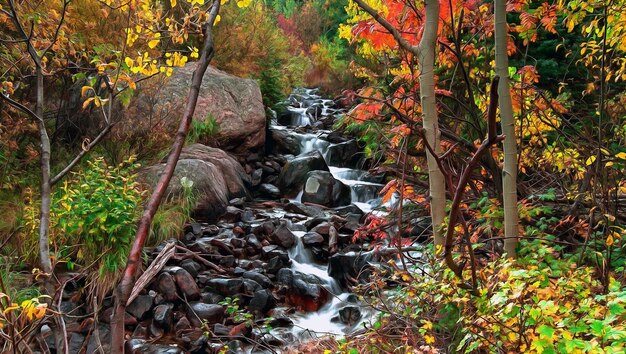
[419,0,446,247]
[110,2,221,351]
[494,0,518,257]
[35,64,53,275]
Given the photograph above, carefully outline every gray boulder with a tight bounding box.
[141,144,248,221]
[125,65,265,154]
[277,151,328,196]
[301,171,351,207]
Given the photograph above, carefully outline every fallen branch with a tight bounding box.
[126,241,176,306]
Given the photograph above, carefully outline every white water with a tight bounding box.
[274,89,382,343]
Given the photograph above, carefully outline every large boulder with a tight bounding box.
[328,252,375,290]
[301,171,351,207]
[268,128,301,155]
[327,140,360,168]
[277,151,328,196]
[126,65,266,155]
[276,268,330,311]
[141,144,248,221]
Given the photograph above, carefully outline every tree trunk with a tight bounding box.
[35,64,53,276]
[419,0,446,247]
[109,2,221,351]
[494,0,519,257]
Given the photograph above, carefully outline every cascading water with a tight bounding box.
[269,89,382,343]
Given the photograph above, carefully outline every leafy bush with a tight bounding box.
[52,156,144,294]
[340,240,626,353]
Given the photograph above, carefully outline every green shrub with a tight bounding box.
[53,156,144,294]
[149,176,197,246]
[187,114,220,145]
[344,241,626,353]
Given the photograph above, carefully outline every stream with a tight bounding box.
[268,88,383,345]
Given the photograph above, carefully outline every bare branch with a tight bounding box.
[0,93,44,123]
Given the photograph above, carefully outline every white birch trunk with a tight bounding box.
[494,0,519,257]
[419,0,446,247]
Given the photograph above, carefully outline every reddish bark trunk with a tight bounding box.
[110,2,221,351]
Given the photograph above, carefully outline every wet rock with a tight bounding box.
[302,232,324,246]
[188,238,217,254]
[221,206,243,223]
[220,255,236,268]
[182,232,195,243]
[157,273,179,302]
[328,252,375,289]
[270,224,296,248]
[185,222,203,235]
[266,255,290,274]
[276,268,330,311]
[126,295,154,321]
[127,339,184,353]
[311,222,332,236]
[187,303,224,327]
[68,332,85,354]
[258,183,282,199]
[262,245,288,259]
[153,304,174,330]
[180,259,201,278]
[203,224,220,236]
[277,151,329,196]
[175,316,191,334]
[248,289,275,314]
[242,209,255,222]
[242,271,272,289]
[206,278,261,296]
[213,323,231,336]
[173,268,201,301]
[327,140,360,168]
[304,216,330,230]
[231,198,247,208]
[245,234,262,250]
[326,130,350,143]
[269,128,301,155]
[339,306,362,325]
[201,292,224,304]
[86,323,110,354]
[301,171,351,207]
[333,204,365,217]
[230,238,246,248]
[210,239,235,256]
[150,325,165,339]
[268,317,293,328]
[285,202,324,217]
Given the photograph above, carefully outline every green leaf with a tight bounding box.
[590,320,604,336]
[538,325,555,339]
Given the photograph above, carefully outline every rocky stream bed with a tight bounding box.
[53,88,430,354]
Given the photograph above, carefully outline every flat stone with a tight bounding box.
[187,302,224,327]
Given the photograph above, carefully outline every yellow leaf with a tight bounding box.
[607,234,614,246]
[616,152,626,160]
[585,155,596,166]
[170,0,176,6]
[148,39,160,49]
[82,97,94,110]
[81,86,91,97]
